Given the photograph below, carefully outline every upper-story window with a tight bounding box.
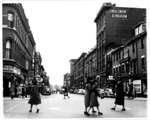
[5,40,11,59]
[8,12,14,28]
[141,38,144,49]
[132,43,135,53]
[135,23,146,36]
[141,56,146,71]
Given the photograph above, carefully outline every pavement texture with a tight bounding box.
[3,93,148,119]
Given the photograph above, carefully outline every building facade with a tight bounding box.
[3,4,35,96]
[95,2,146,88]
[84,46,97,83]
[74,53,86,89]
[112,22,147,96]
[63,73,71,89]
[69,59,77,89]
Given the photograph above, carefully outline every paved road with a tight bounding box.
[3,93,147,118]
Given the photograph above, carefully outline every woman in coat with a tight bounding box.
[84,82,91,116]
[28,82,41,113]
[88,80,103,115]
[111,78,126,111]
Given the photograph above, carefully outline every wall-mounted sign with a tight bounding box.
[111,9,127,19]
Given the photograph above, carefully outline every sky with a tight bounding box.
[5,0,149,86]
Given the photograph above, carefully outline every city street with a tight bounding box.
[4,93,147,118]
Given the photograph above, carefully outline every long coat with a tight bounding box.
[28,85,41,105]
[115,81,125,105]
[89,83,99,107]
[84,83,91,107]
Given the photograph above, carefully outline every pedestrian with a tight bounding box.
[64,87,70,99]
[87,80,103,116]
[28,82,41,113]
[22,86,25,98]
[84,80,91,116]
[128,82,134,99]
[10,84,15,99]
[111,77,126,111]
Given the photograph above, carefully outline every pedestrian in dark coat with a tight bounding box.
[84,82,91,116]
[28,83,41,113]
[64,87,70,99]
[87,80,103,115]
[111,78,126,111]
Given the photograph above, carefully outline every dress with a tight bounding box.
[84,83,91,107]
[28,86,41,105]
[89,84,99,107]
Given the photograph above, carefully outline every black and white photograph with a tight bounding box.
[1,0,149,119]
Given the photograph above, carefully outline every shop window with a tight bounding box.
[8,12,14,28]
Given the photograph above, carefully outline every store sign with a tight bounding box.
[111,9,127,19]
[133,80,141,93]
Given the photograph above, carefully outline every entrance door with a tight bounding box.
[3,77,10,97]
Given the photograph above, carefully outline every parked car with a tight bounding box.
[42,86,51,95]
[78,89,85,95]
[97,88,105,98]
[74,89,79,94]
[104,88,114,97]
[69,89,74,93]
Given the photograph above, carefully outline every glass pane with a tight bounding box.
[6,41,11,49]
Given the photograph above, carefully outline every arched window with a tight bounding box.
[7,12,14,28]
[5,40,11,59]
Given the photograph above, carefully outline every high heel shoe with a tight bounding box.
[98,112,103,115]
[36,109,39,113]
[29,109,32,112]
[84,111,90,116]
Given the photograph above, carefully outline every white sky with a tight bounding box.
[3,0,149,86]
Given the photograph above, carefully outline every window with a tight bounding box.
[141,38,144,49]
[8,12,14,28]
[126,62,129,73]
[132,44,135,53]
[141,58,146,71]
[5,40,11,59]
[135,28,139,36]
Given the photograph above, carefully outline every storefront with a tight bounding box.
[3,65,23,97]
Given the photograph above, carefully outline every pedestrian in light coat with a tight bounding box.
[87,80,103,116]
[28,82,41,113]
[111,77,126,111]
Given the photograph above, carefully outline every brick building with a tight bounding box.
[69,59,77,89]
[84,46,97,83]
[112,22,147,96]
[3,3,35,96]
[63,73,71,89]
[94,2,146,88]
[74,53,86,89]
